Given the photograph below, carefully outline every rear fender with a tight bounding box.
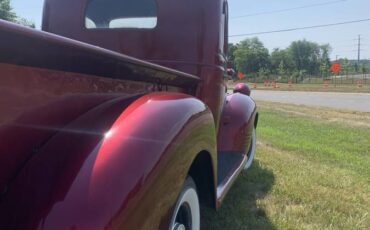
[91,93,217,229]
[0,92,217,229]
[217,93,257,153]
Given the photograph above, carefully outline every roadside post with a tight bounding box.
[323,80,329,88]
[253,82,257,89]
[331,63,341,88]
[357,80,363,88]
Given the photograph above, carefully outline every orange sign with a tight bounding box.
[238,72,246,80]
[331,63,341,74]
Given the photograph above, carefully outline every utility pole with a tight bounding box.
[357,34,361,72]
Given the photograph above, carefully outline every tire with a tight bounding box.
[244,127,256,170]
[169,177,200,230]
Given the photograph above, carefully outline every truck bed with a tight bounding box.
[0,20,200,91]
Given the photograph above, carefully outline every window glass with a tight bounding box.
[85,0,157,29]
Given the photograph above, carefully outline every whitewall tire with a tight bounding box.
[170,177,200,230]
[244,127,256,170]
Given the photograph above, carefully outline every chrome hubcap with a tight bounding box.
[173,223,186,230]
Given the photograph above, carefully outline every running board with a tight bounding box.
[216,151,247,208]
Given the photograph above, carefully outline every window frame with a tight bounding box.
[83,0,159,30]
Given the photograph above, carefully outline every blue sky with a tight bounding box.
[12,0,370,60]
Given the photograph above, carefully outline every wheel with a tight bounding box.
[169,177,200,230]
[244,127,256,170]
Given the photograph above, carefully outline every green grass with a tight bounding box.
[202,102,370,230]
[227,81,370,93]
[257,83,370,93]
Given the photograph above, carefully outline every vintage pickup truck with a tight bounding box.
[0,0,258,229]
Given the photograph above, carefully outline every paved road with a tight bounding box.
[250,90,370,112]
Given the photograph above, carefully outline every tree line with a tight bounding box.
[228,37,367,82]
[0,0,35,28]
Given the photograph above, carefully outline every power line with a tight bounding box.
[231,0,347,19]
[229,18,370,37]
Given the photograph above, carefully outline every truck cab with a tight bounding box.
[43,0,229,126]
[0,0,257,229]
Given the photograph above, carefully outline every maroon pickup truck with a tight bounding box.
[0,0,258,229]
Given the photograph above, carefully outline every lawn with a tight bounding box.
[202,101,370,230]
[255,83,370,93]
[227,81,370,93]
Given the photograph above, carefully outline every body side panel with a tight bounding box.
[0,93,217,230]
[0,63,154,196]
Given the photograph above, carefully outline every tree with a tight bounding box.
[319,61,329,79]
[278,60,286,80]
[0,0,16,21]
[319,44,331,78]
[320,44,331,64]
[16,17,35,28]
[270,48,293,76]
[361,63,367,84]
[288,40,321,76]
[360,63,367,74]
[0,0,35,28]
[228,43,238,63]
[342,58,350,79]
[258,67,270,80]
[227,43,238,72]
[234,37,270,74]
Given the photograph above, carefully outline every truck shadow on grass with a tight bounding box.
[201,160,276,230]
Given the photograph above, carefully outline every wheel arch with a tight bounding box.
[217,93,257,153]
[188,150,216,209]
[254,112,259,128]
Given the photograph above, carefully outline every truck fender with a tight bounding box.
[89,93,217,229]
[217,93,257,153]
[0,92,217,229]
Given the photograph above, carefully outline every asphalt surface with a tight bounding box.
[250,90,370,112]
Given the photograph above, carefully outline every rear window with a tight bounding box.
[85,0,157,29]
